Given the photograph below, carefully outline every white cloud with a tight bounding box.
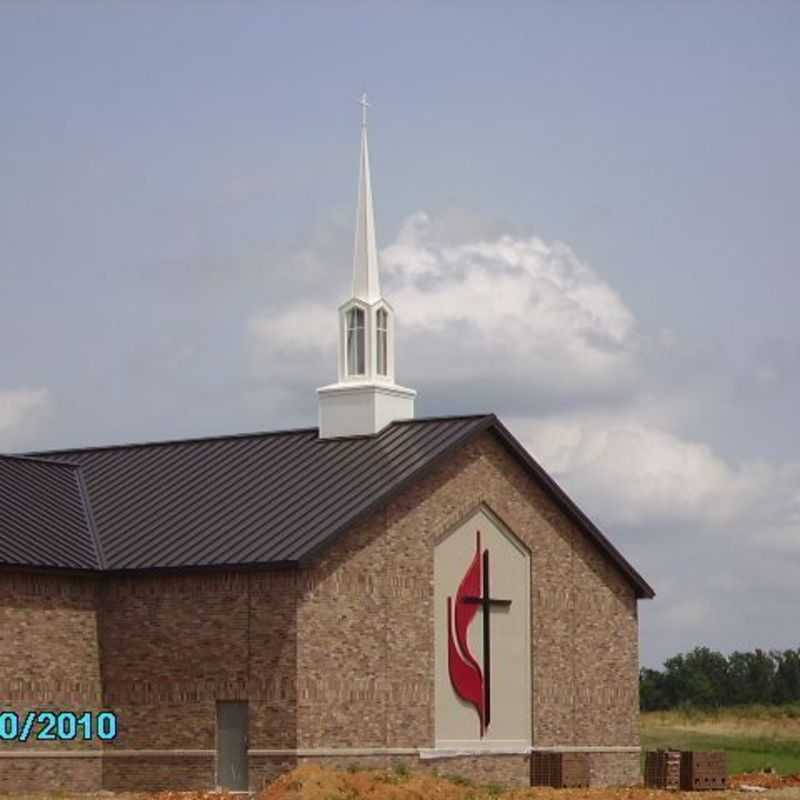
[0,388,50,448]
[383,212,638,377]
[245,209,799,554]
[508,411,797,531]
[386,216,633,339]
[248,210,641,395]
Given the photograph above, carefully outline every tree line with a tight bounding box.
[640,646,800,710]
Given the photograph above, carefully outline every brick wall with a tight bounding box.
[98,570,298,754]
[0,757,101,792]
[0,427,642,790]
[295,430,641,784]
[0,573,103,790]
[102,755,213,791]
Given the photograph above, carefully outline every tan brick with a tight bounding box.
[0,429,642,789]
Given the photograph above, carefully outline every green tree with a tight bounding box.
[661,647,729,708]
[727,650,756,705]
[772,649,800,704]
[684,647,730,707]
[639,646,800,710]
[640,667,670,710]
[748,649,777,704]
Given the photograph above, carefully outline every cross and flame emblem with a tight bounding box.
[446,530,512,737]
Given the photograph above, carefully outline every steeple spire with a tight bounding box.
[352,92,381,303]
[316,93,416,439]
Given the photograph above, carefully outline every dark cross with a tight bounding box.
[463,548,511,729]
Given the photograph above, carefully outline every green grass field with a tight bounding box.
[641,705,800,775]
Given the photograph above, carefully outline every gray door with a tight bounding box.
[216,701,248,790]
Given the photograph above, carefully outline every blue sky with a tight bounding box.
[1,2,799,668]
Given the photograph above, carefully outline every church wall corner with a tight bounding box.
[0,571,104,791]
[290,428,641,757]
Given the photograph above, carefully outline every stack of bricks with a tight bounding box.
[644,749,681,790]
[531,753,590,788]
[680,751,728,791]
[644,750,728,791]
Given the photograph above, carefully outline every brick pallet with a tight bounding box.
[680,751,728,791]
[644,749,681,790]
[531,752,590,788]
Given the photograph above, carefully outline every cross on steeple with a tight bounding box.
[359,92,370,127]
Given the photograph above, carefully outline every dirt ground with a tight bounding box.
[258,767,800,800]
[253,767,800,800]
[6,768,800,800]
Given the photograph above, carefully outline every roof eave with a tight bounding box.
[486,415,655,599]
[296,415,495,568]
[298,412,655,600]
[0,560,301,579]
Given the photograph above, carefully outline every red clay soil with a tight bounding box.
[256,765,727,800]
[136,768,800,800]
[146,794,240,800]
[729,773,800,789]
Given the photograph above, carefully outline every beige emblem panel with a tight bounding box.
[434,504,531,750]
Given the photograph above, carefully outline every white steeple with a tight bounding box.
[316,94,416,439]
[352,93,381,303]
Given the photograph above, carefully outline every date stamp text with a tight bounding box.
[0,711,117,741]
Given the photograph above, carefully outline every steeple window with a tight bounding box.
[376,308,388,376]
[346,307,366,376]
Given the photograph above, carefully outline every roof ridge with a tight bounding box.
[19,414,494,458]
[390,412,493,425]
[298,414,498,564]
[0,453,81,468]
[21,425,322,457]
[74,468,105,570]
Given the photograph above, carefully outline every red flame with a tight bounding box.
[447,531,485,735]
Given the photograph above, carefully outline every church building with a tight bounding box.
[0,98,654,792]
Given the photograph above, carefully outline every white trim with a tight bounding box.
[423,746,640,759]
[434,739,530,751]
[0,749,215,759]
[0,751,104,759]
[317,381,416,398]
[109,749,217,757]
[531,746,641,753]
[0,745,641,760]
[420,748,530,760]
[251,748,419,757]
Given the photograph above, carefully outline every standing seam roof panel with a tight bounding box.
[0,457,98,569]
[108,432,341,568]
[269,417,483,563]
[212,419,464,564]
[97,435,289,565]
[16,415,654,598]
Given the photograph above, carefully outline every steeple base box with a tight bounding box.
[317,382,416,438]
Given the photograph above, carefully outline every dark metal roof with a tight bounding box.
[0,455,100,569]
[8,414,653,598]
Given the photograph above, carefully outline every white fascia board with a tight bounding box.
[337,296,372,312]
[317,382,416,398]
